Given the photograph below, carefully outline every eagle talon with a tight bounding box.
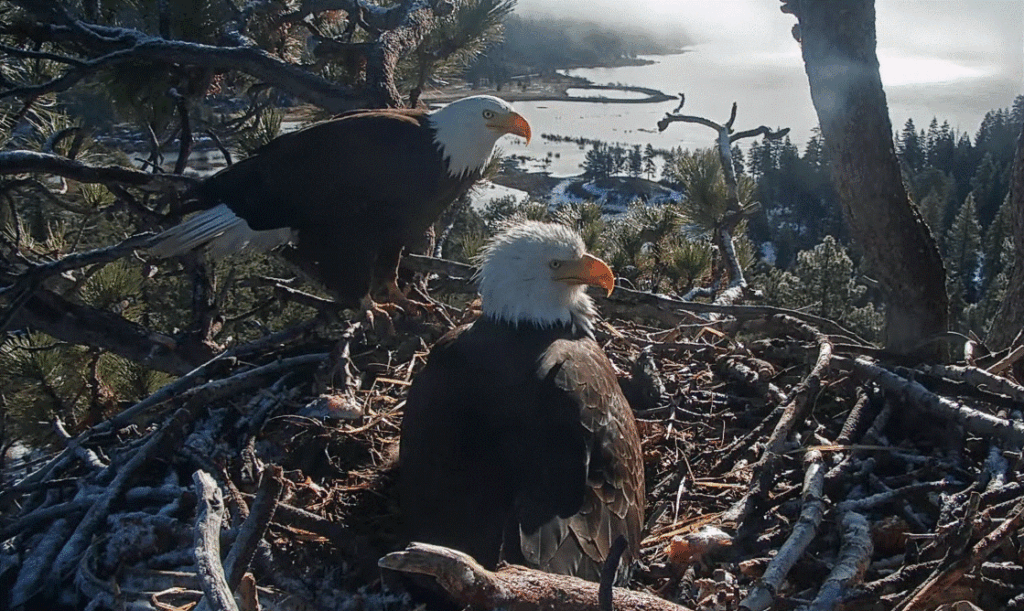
[382,280,437,317]
[359,296,398,335]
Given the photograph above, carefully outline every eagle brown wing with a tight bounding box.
[521,337,646,582]
[400,323,644,581]
[191,110,442,234]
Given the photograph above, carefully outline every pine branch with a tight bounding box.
[0,151,197,191]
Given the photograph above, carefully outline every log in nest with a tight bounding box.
[2,260,1024,611]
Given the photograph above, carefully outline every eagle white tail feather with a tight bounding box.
[147,204,295,258]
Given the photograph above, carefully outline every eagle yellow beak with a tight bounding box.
[491,111,532,144]
[553,253,616,297]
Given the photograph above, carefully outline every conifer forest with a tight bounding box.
[1,1,1024,610]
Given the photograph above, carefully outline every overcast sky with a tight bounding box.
[514,0,1022,94]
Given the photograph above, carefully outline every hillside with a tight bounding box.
[464,14,691,86]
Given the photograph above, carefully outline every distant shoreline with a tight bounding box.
[423,81,676,105]
[422,52,686,105]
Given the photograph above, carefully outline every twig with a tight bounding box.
[896,498,1024,610]
[835,480,952,513]
[807,511,872,611]
[192,470,239,611]
[843,356,1024,448]
[739,450,826,611]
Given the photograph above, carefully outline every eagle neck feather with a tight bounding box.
[428,113,495,179]
[480,292,597,340]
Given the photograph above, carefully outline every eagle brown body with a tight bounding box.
[399,222,645,582]
[147,97,530,310]
[184,110,480,306]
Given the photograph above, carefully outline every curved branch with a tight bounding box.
[1,34,370,113]
[730,125,790,143]
[0,151,197,191]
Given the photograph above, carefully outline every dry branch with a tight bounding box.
[739,450,826,611]
[808,511,872,611]
[193,470,239,611]
[918,364,1024,404]
[896,499,1024,611]
[40,408,193,595]
[655,98,787,295]
[844,356,1024,448]
[380,542,696,611]
[0,150,197,191]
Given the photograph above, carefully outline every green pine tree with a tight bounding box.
[944,194,982,294]
[757,236,883,340]
[943,193,982,330]
[980,193,1013,294]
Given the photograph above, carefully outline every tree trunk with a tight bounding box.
[789,0,948,356]
[985,122,1024,353]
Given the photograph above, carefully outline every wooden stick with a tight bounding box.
[193,470,239,611]
[843,356,1024,448]
[808,511,872,611]
[739,450,826,611]
[897,499,1024,610]
[380,543,695,611]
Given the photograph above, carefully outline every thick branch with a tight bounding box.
[740,450,826,611]
[47,408,193,590]
[808,511,872,611]
[0,150,197,191]
[843,356,1024,448]
[380,543,694,611]
[3,288,199,375]
[193,470,239,611]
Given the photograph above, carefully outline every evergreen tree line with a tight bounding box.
[582,142,659,179]
[488,96,1022,343]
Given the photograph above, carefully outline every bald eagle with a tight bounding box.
[399,221,645,582]
[146,95,531,315]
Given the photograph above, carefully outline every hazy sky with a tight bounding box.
[515,0,1022,97]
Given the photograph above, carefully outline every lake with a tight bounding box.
[499,41,1022,177]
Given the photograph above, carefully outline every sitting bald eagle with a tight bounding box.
[400,221,645,582]
[146,96,530,316]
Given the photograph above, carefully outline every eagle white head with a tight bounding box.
[429,95,532,178]
[476,221,615,336]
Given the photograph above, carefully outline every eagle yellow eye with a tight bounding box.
[483,109,495,119]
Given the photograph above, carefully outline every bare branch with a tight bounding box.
[740,450,826,611]
[730,125,790,142]
[193,470,239,611]
[2,29,371,113]
[656,113,722,133]
[0,41,86,66]
[380,543,696,611]
[0,150,197,192]
[807,512,872,611]
[842,356,1024,447]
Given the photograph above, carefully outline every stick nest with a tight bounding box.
[3,287,1024,611]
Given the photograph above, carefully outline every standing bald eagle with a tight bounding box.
[147,95,530,314]
[400,221,645,582]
